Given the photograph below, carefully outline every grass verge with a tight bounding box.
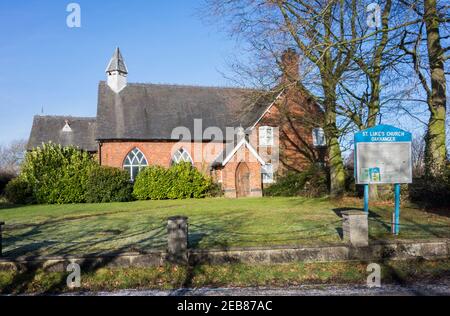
[1,259,449,295]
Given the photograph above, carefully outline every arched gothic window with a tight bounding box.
[171,148,193,165]
[123,148,148,181]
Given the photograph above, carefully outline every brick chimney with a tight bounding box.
[281,48,300,85]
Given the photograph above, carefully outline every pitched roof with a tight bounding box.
[27,116,97,152]
[96,82,278,141]
[105,47,128,74]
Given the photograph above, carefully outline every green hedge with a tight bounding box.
[264,165,328,197]
[133,162,214,200]
[0,171,15,196]
[85,166,134,203]
[14,144,95,204]
[7,144,217,205]
[4,177,34,205]
[409,165,450,207]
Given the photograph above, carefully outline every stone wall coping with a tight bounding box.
[167,216,188,222]
[1,238,448,265]
[342,210,368,216]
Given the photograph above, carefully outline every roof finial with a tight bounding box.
[106,47,128,75]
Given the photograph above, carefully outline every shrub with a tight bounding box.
[264,165,328,198]
[20,143,95,204]
[0,171,16,196]
[133,166,171,200]
[85,166,134,203]
[133,162,214,200]
[208,182,224,198]
[409,165,450,208]
[4,177,34,205]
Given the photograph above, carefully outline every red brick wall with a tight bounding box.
[253,88,324,177]
[100,141,224,175]
[99,140,262,198]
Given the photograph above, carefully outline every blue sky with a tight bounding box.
[0,0,238,145]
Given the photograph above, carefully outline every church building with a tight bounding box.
[28,48,324,198]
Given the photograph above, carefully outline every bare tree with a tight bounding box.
[205,0,364,196]
[204,0,447,196]
[0,140,27,175]
[412,136,426,176]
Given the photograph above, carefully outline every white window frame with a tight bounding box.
[261,163,274,184]
[171,148,193,165]
[123,148,148,181]
[259,126,274,147]
[312,128,326,147]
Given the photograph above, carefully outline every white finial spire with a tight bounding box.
[106,47,128,93]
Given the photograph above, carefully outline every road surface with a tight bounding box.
[69,281,450,296]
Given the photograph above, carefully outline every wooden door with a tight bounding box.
[236,162,250,198]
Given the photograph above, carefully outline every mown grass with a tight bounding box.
[1,259,449,295]
[0,197,449,257]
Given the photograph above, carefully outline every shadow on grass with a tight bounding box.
[0,202,22,210]
[1,213,239,294]
[0,217,170,295]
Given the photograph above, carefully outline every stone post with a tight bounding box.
[342,211,369,247]
[0,222,4,257]
[167,216,188,264]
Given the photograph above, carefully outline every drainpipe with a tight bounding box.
[98,142,103,166]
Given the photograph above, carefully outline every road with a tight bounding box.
[71,281,450,296]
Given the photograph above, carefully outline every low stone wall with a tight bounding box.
[1,239,449,272]
[190,239,450,264]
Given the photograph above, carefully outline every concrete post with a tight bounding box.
[342,211,369,247]
[0,222,4,257]
[167,216,188,264]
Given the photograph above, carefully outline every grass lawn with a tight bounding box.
[0,197,449,258]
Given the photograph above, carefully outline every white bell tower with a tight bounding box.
[106,47,128,93]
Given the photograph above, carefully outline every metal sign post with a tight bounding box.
[394,184,401,235]
[364,184,369,213]
[354,125,412,235]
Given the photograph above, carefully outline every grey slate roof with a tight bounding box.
[28,116,97,152]
[96,82,277,141]
[106,48,128,74]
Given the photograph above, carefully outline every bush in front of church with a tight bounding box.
[133,165,171,200]
[133,162,214,200]
[4,176,35,205]
[264,165,328,198]
[16,143,95,204]
[85,166,134,203]
[167,162,214,199]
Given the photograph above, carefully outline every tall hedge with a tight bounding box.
[133,162,213,200]
[85,166,133,203]
[19,143,95,204]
